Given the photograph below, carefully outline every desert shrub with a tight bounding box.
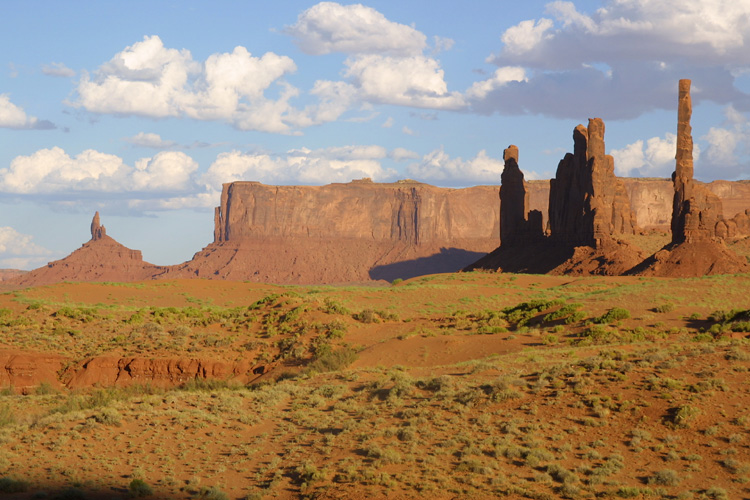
[321,298,349,315]
[666,405,699,429]
[391,278,403,285]
[543,303,583,323]
[704,487,730,500]
[594,308,630,324]
[503,299,563,327]
[306,348,358,374]
[0,477,29,493]
[296,461,327,484]
[0,406,15,428]
[648,469,680,486]
[352,309,378,323]
[653,303,675,313]
[93,408,122,426]
[128,478,153,497]
[198,486,229,500]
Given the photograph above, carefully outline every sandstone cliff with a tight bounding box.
[165,180,503,283]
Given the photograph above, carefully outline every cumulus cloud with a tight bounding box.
[0,226,53,269]
[701,105,750,178]
[0,147,198,195]
[406,148,525,186]
[201,145,396,189]
[345,55,465,109]
[72,36,302,133]
[283,3,464,114]
[123,132,178,149]
[284,2,426,56]
[611,133,701,177]
[0,94,55,130]
[41,62,75,77]
[474,0,750,119]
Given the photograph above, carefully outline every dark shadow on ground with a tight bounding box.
[368,248,488,282]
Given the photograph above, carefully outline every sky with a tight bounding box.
[2,0,750,269]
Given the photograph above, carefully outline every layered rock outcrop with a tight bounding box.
[470,119,643,275]
[500,145,543,246]
[631,80,749,277]
[165,180,503,283]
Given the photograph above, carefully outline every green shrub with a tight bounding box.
[306,348,358,374]
[0,477,29,493]
[198,486,229,500]
[128,478,153,497]
[648,469,680,486]
[594,308,630,324]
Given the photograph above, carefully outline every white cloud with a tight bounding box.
[285,2,426,56]
[500,18,554,55]
[382,116,394,128]
[0,94,54,130]
[432,36,455,53]
[124,132,177,149]
[406,148,526,186]
[0,147,198,195]
[345,54,465,109]
[612,133,701,177]
[402,126,416,136]
[390,148,419,161]
[41,62,75,77]
[466,66,527,100]
[72,36,300,133]
[202,146,396,189]
[700,105,750,177]
[475,1,750,119]
[0,226,53,270]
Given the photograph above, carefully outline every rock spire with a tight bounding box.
[91,212,106,241]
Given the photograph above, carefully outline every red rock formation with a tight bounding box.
[630,79,749,277]
[90,211,106,240]
[549,118,637,247]
[500,145,543,246]
[671,80,724,244]
[10,213,164,287]
[166,180,502,283]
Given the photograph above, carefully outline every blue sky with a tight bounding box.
[2,0,750,269]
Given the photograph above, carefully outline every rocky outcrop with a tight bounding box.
[64,355,270,389]
[630,80,749,277]
[549,118,637,247]
[11,213,164,287]
[500,145,543,246]
[90,211,106,240]
[470,119,643,275]
[164,180,503,283]
[671,80,724,244]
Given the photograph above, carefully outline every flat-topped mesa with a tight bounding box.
[211,180,499,245]
[671,79,724,243]
[548,118,637,248]
[499,145,543,246]
[90,211,106,241]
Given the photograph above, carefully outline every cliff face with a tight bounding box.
[168,180,503,284]
[213,180,499,243]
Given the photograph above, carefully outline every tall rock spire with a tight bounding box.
[670,79,722,244]
[91,212,106,240]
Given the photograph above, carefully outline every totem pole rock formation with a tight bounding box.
[499,145,543,246]
[629,79,749,277]
[671,79,723,243]
[549,118,637,248]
